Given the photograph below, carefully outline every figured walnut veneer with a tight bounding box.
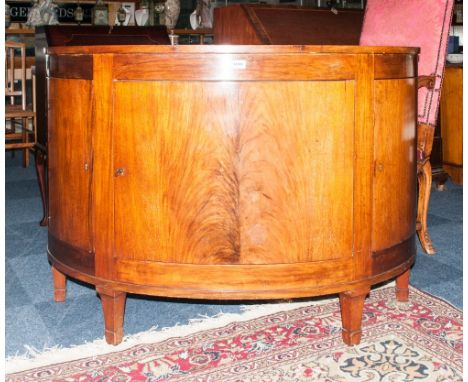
[47,45,418,345]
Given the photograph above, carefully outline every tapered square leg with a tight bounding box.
[52,266,67,302]
[96,287,127,345]
[395,269,411,302]
[339,286,370,345]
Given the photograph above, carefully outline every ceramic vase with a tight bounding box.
[165,0,180,30]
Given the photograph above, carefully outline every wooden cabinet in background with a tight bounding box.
[440,64,463,185]
[213,4,363,44]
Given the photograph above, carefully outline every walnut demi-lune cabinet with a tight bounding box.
[47,45,418,346]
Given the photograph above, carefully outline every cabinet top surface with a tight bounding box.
[48,45,419,55]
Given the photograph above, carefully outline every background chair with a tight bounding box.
[360,0,454,255]
[5,41,36,168]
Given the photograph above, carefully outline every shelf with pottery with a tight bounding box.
[6,1,140,30]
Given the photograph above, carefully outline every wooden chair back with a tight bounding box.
[5,40,37,167]
[5,41,28,110]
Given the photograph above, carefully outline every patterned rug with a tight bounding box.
[6,286,462,382]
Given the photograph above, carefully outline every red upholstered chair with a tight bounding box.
[360,0,454,255]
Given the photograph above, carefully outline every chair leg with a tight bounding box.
[22,117,29,168]
[416,160,435,255]
[96,287,127,345]
[9,118,16,159]
[35,150,49,227]
[339,286,370,345]
[395,268,411,302]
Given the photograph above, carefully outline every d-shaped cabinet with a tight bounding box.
[47,45,418,345]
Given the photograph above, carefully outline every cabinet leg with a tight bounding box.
[339,286,370,345]
[395,269,411,302]
[35,150,48,227]
[52,266,67,302]
[97,287,127,345]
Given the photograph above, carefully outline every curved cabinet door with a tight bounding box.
[371,78,417,275]
[110,78,356,295]
[45,46,417,301]
[48,78,94,269]
[113,79,355,266]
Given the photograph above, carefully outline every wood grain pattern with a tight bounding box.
[372,79,417,251]
[374,54,417,80]
[92,54,116,281]
[237,81,354,264]
[47,46,418,344]
[372,235,415,276]
[114,258,355,296]
[113,80,354,265]
[49,54,93,80]
[47,46,418,294]
[48,79,93,252]
[48,249,414,300]
[352,54,375,279]
[113,81,240,264]
[33,26,171,232]
[112,54,357,82]
[48,233,95,276]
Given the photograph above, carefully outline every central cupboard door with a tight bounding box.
[112,80,355,266]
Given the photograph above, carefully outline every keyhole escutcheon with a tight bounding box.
[115,167,126,177]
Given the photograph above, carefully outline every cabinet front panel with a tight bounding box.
[48,78,93,251]
[113,80,354,265]
[372,78,417,252]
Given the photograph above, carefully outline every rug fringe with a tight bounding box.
[5,297,331,374]
[6,281,396,375]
